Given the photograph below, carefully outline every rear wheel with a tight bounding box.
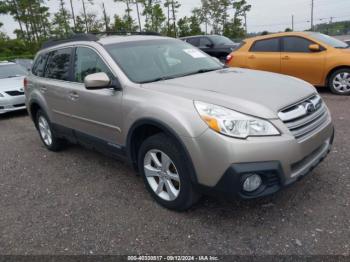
[328,69,350,95]
[36,110,65,151]
[138,133,201,211]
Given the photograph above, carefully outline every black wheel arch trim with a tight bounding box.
[126,118,199,184]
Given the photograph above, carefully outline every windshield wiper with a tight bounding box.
[140,67,224,84]
[140,75,179,84]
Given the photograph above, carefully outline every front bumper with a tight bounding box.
[181,111,334,199]
[0,95,26,114]
[205,131,333,199]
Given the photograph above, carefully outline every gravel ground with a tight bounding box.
[0,91,349,256]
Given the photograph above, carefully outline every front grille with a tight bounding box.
[5,90,24,96]
[278,95,329,141]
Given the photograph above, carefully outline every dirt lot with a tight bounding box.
[0,91,349,255]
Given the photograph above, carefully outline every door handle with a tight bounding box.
[68,92,79,101]
[282,56,290,60]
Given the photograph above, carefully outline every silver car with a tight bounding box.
[0,62,27,114]
[25,34,334,211]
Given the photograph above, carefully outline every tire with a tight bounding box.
[328,68,350,95]
[138,133,201,211]
[35,110,65,152]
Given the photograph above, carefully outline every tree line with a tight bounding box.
[0,0,251,59]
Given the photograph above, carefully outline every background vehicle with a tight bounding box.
[226,32,350,95]
[181,35,238,62]
[26,34,333,211]
[13,59,33,71]
[0,62,27,114]
[345,39,350,45]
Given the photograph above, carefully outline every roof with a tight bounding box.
[180,34,221,39]
[245,31,315,42]
[98,35,171,45]
[40,32,167,51]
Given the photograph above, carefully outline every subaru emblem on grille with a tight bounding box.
[305,102,316,114]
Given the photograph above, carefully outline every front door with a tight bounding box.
[66,46,123,145]
[281,36,326,86]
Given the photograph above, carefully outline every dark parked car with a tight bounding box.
[180,35,239,62]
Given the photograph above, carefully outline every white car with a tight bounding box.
[0,62,27,114]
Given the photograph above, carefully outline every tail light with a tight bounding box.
[226,54,233,64]
[23,78,28,90]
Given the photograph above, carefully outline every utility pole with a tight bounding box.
[171,0,177,38]
[311,0,314,31]
[292,15,294,31]
[82,0,88,33]
[244,12,247,34]
[70,0,76,31]
[102,2,109,32]
[135,0,142,32]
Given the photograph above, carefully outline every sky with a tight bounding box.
[1,0,350,38]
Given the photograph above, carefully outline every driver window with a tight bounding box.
[74,47,114,83]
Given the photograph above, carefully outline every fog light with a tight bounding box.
[243,174,262,192]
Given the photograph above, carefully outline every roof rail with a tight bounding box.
[89,31,162,37]
[40,33,99,50]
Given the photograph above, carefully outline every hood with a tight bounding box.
[0,76,25,93]
[143,68,316,119]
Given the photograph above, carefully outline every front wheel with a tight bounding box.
[138,133,201,211]
[328,69,350,95]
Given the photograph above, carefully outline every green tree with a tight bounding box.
[189,15,202,35]
[177,16,190,37]
[51,0,72,38]
[164,0,180,37]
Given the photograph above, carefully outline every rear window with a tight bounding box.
[44,48,72,81]
[250,38,280,52]
[32,53,49,77]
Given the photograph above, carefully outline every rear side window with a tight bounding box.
[282,36,313,53]
[187,37,200,47]
[73,47,114,83]
[44,48,72,81]
[32,53,49,77]
[250,38,280,52]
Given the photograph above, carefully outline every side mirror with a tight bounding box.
[309,44,321,52]
[84,72,121,90]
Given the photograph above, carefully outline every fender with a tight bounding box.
[126,118,199,184]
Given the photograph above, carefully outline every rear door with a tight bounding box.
[65,46,123,144]
[40,47,75,127]
[280,36,326,85]
[247,37,281,73]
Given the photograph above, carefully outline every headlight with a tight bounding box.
[194,101,280,139]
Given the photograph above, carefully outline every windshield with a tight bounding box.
[209,35,235,46]
[106,39,223,84]
[0,64,27,79]
[310,33,349,48]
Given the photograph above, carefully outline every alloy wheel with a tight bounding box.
[38,116,52,146]
[143,149,181,201]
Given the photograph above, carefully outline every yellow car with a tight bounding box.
[226,32,350,95]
